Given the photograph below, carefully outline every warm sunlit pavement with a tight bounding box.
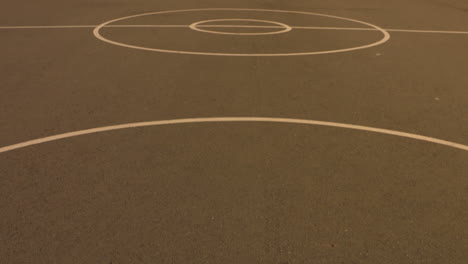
[1,1,467,263]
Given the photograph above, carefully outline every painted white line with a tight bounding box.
[0,25,189,29]
[93,8,390,56]
[294,27,468,34]
[1,24,468,35]
[385,28,468,34]
[0,25,96,29]
[198,25,285,29]
[294,26,374,31]
[105,25,468,35]
[189,19,292,36]
[1,117,467,154]
[106,25,188,28]
[110,25,285,29]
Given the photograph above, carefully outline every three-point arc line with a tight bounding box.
[1,117,467,154]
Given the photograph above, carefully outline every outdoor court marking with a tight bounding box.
[0,25,97,29]
[189,19,292,35]
[1,26,468,35]
[1,117,467,155]
[92,8,390,56]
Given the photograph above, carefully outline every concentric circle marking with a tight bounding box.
[93,8,391,56]
[189,19,292,36]
[1,117,467,154]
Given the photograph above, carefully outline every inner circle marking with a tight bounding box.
[1,117,467,154]
[189,19,292,35]
[93,8,391,56]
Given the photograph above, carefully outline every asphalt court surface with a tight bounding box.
[1,0,467,263]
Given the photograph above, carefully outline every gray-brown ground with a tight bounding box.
[1,0,467,263]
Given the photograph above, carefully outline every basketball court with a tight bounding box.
[1,1,467,263]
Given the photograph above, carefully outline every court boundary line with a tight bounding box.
[1,25,468,34]
[1,117,467,154]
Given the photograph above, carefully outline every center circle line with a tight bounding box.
[189,19,292,36]
[93,8,391,56]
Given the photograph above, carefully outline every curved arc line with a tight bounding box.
[1,117,467,154]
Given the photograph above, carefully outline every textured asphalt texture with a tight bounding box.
[1,0,467,263]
